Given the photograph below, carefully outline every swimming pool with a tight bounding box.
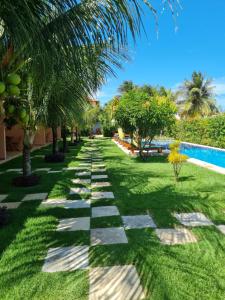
[180,143,225,168]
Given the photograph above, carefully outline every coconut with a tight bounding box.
[7,104,15,114]
[7,73,21,85]
[0,82,6,94]
[8,85,20,96]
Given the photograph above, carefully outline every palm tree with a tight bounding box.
[179,71,219,119]
[118,80,137,94]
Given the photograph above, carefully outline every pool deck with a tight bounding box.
[188,158,225,175]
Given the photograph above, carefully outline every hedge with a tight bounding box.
[170,114,225,149]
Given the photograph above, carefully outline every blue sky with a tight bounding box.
[97,0,225,109]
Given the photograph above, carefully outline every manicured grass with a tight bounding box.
[0,138,225,299]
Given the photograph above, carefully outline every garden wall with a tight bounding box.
[171,115,225,148]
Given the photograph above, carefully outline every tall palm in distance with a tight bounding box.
[179,71,219,119]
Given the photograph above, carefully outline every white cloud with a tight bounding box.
[212,77,225,95]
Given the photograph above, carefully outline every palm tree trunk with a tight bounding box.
[22,129,35,177]
[62,126,67,153]
[71,127,74,143]
[52,127,58,154]
[76,126,78,141]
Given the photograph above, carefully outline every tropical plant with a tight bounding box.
[168,141,188,181]
[100,96,120,136]
[179,71,219,119]
[115,88,177,158]
[118,80,137,94]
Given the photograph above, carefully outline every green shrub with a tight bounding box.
[170,115,225,148]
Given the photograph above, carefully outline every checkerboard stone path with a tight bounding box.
[41,141,223,298]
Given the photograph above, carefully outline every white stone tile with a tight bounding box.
[33,154,44,158]
[92,164,105,168]
[74,167,90,171]
[174,212,214,227]
[72,178,91,184]
[89,265,145,300]
[92,206,120,218]
[91,169,106,173]
[79,163,92,167]
[122,215,156,229]
[216,225,225,235]
[41,199,90,209]
[42,246,89,272]
[70,187,91,195]
[155,228,197,245]
[0,194,8,202]
[35,168,51,172]
[63,167,78,171]
[22,193,48,202]
[91,182,111,188]
[48,170,62,174]
[76,171,91,177]
[91,192,114,200]
[0,202,21,209]
[91,227,128,245]
[6,168,22,172]
[91,175,108,180]
[57,217,90,231]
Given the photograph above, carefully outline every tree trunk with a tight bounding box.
[52,127,58,154]
[23,129,35,177]
[76,126,79,141]
[62,126,67,153]
[70,127,74,143]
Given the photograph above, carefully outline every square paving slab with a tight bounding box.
[0,202,21,209]
[48,170,62,174]
[35,168,51,172]
[122,215,156,229]
[79,163,92,167]
[89,265,145,300]
[216,225,225,235]
[0,194,8,202]
[91,182,111,188]
[91,169,106,173]
[92,164,105,168]
[42,246,89,272]
[91,227,128,245]
[74,167,90,171]
[70,187,91,195]
[92,206,120,218]
[72,178,91,184]
[76,171,91,177]
[174,212,214,227]
[63,167,78,171]
[41,199,90,209]
[155,228,197,245]
[91,174,108,180]
[22,193,48,202]
[91,192,114,200]
[6,168,22,172]
[57,217,90,231]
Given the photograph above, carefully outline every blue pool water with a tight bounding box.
[180,143,225,168]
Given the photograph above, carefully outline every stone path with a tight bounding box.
[38,140,225,299]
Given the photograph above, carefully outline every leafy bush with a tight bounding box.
[171,115,225,148]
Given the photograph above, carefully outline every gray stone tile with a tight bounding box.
[91,169,106,173]
[35,168,51,172]
[48,170,62,174]
[174,212,214,227]
[70,187,91,195]
[0,202,21,209]
[74,167,90,171]
[91,227,128,245]
[91,182,111,188]
[72,178,91,184]
[42,246,89,272]
[92,164,105,168]
[91,175,108,180]
[155,228,197,245]
[63,167,78,171]
[122,215,156,229]
[216,225,225,235]
[6,168,22,172]
[22,193,48,202]
[79,163,92,167]
[92,206,120,218]
[76,171,91,177]
[41,199,90,209]
[91,192,114,200]
[57,217,90,231]
[0,194,8,202]
[89,265,145,300]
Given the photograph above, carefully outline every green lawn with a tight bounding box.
[0,138,225,299]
